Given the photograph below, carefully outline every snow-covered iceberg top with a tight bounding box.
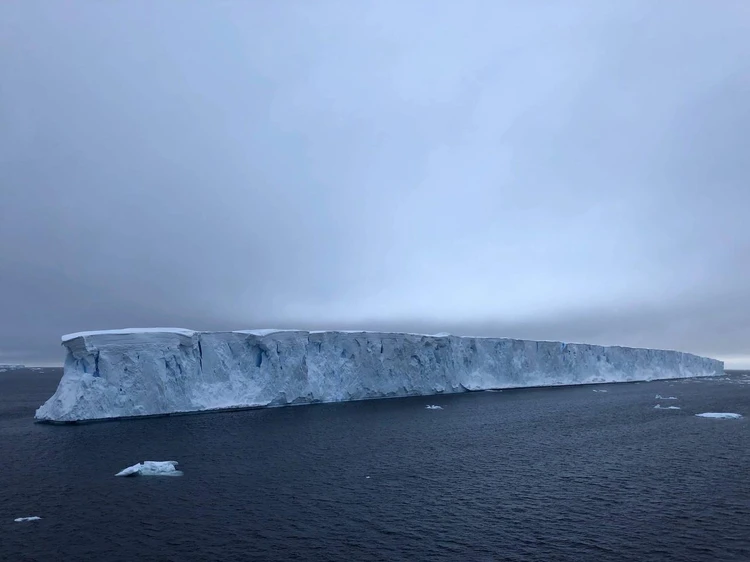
[115,460,182,476]
[36,328,724,422]
[62,328,197,343]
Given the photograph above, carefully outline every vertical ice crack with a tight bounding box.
[197,337,203,372]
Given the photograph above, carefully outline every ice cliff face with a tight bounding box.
[35,329,724,422]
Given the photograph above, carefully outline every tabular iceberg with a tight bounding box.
[35,329,724,422]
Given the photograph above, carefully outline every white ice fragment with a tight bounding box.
[592,389,608,393]
[14,517,41,522]
[365,476,370,479]
[115,460,182,477]
[695,413,743,419]
[425,405,443,410]
[655,394,678,400]
[654,404,681,410]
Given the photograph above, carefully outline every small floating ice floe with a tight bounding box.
[115,460,183,477]
[654,404,681,410]
[592,389,608,393]
[14,516,41,523]
[695,413,743,420]
[425,405,443,410]
[655,394,678,400]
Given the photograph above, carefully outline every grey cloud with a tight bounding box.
[1,1,748,366]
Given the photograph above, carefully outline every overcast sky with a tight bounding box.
[1,1,748,367]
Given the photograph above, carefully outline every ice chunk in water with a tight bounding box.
[655,394,678,400]
[425,405,443,410]
[116,460,183,477]
[654,404,681,410]
[14,516,41,522]
[695,413,742,419]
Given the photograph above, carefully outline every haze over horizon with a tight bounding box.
[1,1,749,367]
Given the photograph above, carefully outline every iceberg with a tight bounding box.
[34,328,724,422]
[655,394,678,400]
[115,460,182,476]
[14,516,41,522]
[695,413,742,419]
[654,405,681,410]
[425,405,443,410]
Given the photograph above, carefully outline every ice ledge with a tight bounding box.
[39,328,724,423]
[60,328,452,342]
[58,327,707,352]
[62,328,197,343]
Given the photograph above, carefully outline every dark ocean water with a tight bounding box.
[2,368,750,562]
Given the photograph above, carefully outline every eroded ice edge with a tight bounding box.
[35,329,724,422]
